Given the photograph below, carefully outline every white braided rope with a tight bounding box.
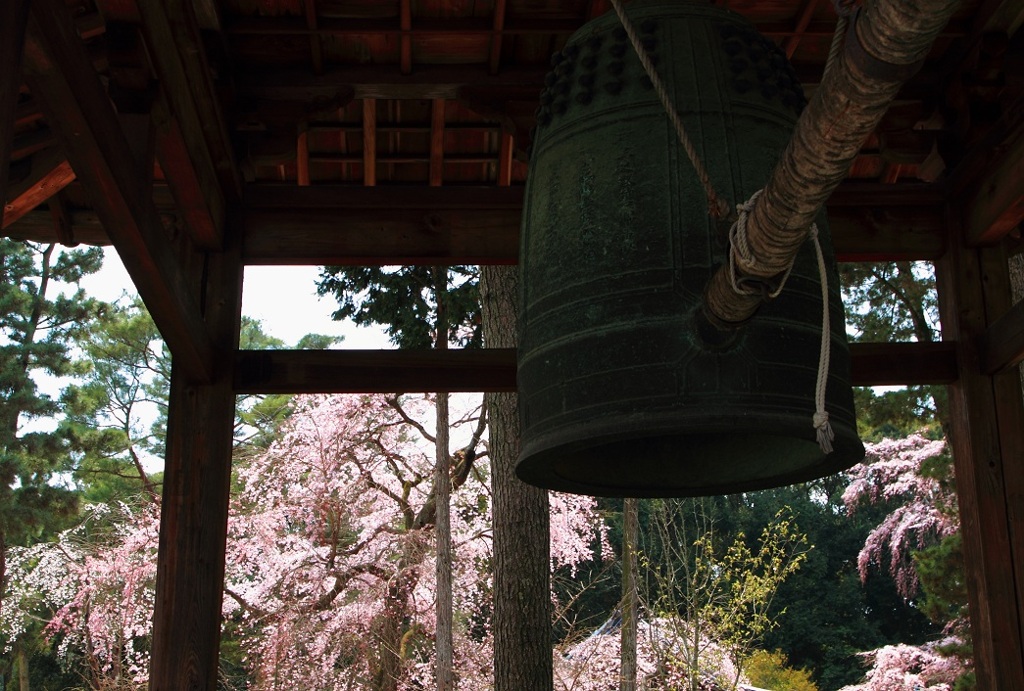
[728,190,793,299]
[810,227,835,454]
[731,192,835,454]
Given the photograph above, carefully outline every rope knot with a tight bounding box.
[813,411,835,454]
[727,189,794,300]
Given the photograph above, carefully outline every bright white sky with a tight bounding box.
[81,248,393,349]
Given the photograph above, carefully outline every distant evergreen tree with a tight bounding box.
[316,265,481,348]
[0,239,106,682]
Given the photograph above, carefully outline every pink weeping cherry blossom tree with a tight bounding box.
[840,433,967,690]
[2,392,610,690]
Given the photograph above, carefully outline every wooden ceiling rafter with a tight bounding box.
[297,122,311,186]
[363,98,377,186]
[400,0,413,75]
[2,147,76,230]
[10,130,56,162]
[430,98,446,187]
[489,0,508,75]
[783,0,821,58]
[224,15,967,41]
[126,0,237,250]
[0,0,30,232]
[303,0,324,75]
[22,0,216,384]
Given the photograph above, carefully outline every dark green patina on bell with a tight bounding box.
[516,0,865,497]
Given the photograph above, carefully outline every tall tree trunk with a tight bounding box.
[16,638,28,691]
[620,498,639,691]
[481,265,553,691]
[433,266,454,691]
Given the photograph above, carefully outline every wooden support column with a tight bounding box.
[150,217,243,690]
[937,216,1024,690]
[0,0,30,231]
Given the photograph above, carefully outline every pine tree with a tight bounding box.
[0,239,106,681]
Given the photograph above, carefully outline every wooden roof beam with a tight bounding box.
[225,16,966,41]
[782,0,819,59]
[489,0,508,74]
[303,0,324,75]
[238,183,946,265]
[429,99,446,187]
[134,0,239,245]
[960,107,1024,245]
[232,341,958,394]
[235,65,582,102]
[400,0,412,75]
[6,180,946,263]
[2,148,76,230]
[363,99,377,186]
[23,0,216,383]
[0,0,30,231]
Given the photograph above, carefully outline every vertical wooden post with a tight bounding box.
[0,0,31,231]
[936,217,1024,690]
[149,217,242,690]
[363,99,376,187]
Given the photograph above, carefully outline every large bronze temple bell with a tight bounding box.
[516,1,865,497]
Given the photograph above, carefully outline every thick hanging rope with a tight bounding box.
[732,191,835,454]
[608,0,731,220]
[825,0,861,76]
[810,227,835,454]
[728,190,794,299]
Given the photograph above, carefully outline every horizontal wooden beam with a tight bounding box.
[2,148,76,229]
[234,348,518,393]
[235,65,553,102]
[980,297,1024,374]
[23,0,216,383]
[231,342,957,394]
[242,208,519,265]
[849,341,959,386]
[224,15,966,41]
[239,184,945,265]
[242,184,525,209]
[5,181,947,264]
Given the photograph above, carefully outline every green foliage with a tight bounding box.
[0,240,106,546]
[316,265,481,348]
[59,297,167,504]
[724,483,940,690]
[638,498,810,690]
[854,386,946,441]
[745,649,818,691]
[0,240,108,685]
[840,261,939,343]
[842,260,950,441]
